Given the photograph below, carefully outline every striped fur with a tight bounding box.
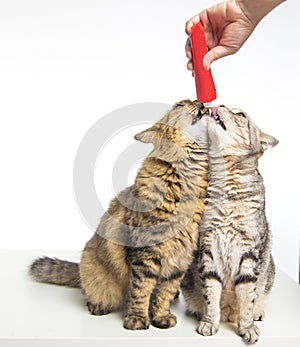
[30,100,209,330]
[30,257,80,288]
[181,106,278,344]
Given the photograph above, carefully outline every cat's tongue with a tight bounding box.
[211,106,219,118]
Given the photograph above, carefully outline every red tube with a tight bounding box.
[190,22,217,103]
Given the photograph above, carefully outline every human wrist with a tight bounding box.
[236,0,286,26]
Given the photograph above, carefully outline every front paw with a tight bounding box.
[151,314,177,329]
[197,320,219,336]
[238,324,260,344]
[123,315,150,330]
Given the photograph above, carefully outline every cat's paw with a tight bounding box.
[253,310,265,321]
[86,301,112,316]
[197,321,219,336]
[238,324,260,344]
[123,315,150,330]
[151,314,177,329]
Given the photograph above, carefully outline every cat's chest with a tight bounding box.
[209,228,244,288]
[201,198,259,235]
[214,228,241,265]
[160,245,193,276]
[159,222,199,277]
[201,202,259,282]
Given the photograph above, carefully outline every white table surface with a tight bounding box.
[0,249,299,347]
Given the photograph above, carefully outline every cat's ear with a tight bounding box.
[134,126,157,143]
[260,131,279,150]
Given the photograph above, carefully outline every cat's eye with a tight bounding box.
[174,102,185,109]
[236,112,247,118]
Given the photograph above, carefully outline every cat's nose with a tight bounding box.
[193,100,205,109]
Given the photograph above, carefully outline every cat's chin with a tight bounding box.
[200,108,227,134]
[206,116,225,137]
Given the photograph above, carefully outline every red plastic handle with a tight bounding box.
[190,22,217,103]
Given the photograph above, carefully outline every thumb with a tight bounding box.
[203,46,235,70]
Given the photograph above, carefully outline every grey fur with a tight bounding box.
[181,106,278,344]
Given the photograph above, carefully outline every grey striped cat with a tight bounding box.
[181,105,278,344]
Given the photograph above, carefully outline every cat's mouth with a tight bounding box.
[193,104,227,131]
[192,101,226,131]
[191,101,206,125]
[210,107,227,131]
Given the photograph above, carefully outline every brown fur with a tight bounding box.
[30,100,209,330]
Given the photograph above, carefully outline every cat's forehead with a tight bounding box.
[174,99,195,108]
[227,107,248,118]
[172,99,202,113]
[230,107,244,114]
[217,106,251,127]
[161,100,200,125]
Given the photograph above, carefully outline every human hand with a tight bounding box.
[185,0,256,71]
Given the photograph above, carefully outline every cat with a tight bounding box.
[30,99,210,330]
[181,105,278,344]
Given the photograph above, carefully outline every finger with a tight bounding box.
[187,60,194,71]
[185,14,201,35]
[185,38,192,59]
[203,46,232,70]
[186,50,192,59]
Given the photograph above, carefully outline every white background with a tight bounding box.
[0,0,299,281]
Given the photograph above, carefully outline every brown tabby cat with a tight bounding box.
[30,100,209,330]
[181,106,278,343]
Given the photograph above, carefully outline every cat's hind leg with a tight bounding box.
[253,292,270,321]
[220,290,238,323]
[80,239,129,315]
[254,255,275,321]
[253,291,273,322]
[149,271,184,329]
[181,267,205,320]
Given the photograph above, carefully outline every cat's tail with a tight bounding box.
[29,257,81,288]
